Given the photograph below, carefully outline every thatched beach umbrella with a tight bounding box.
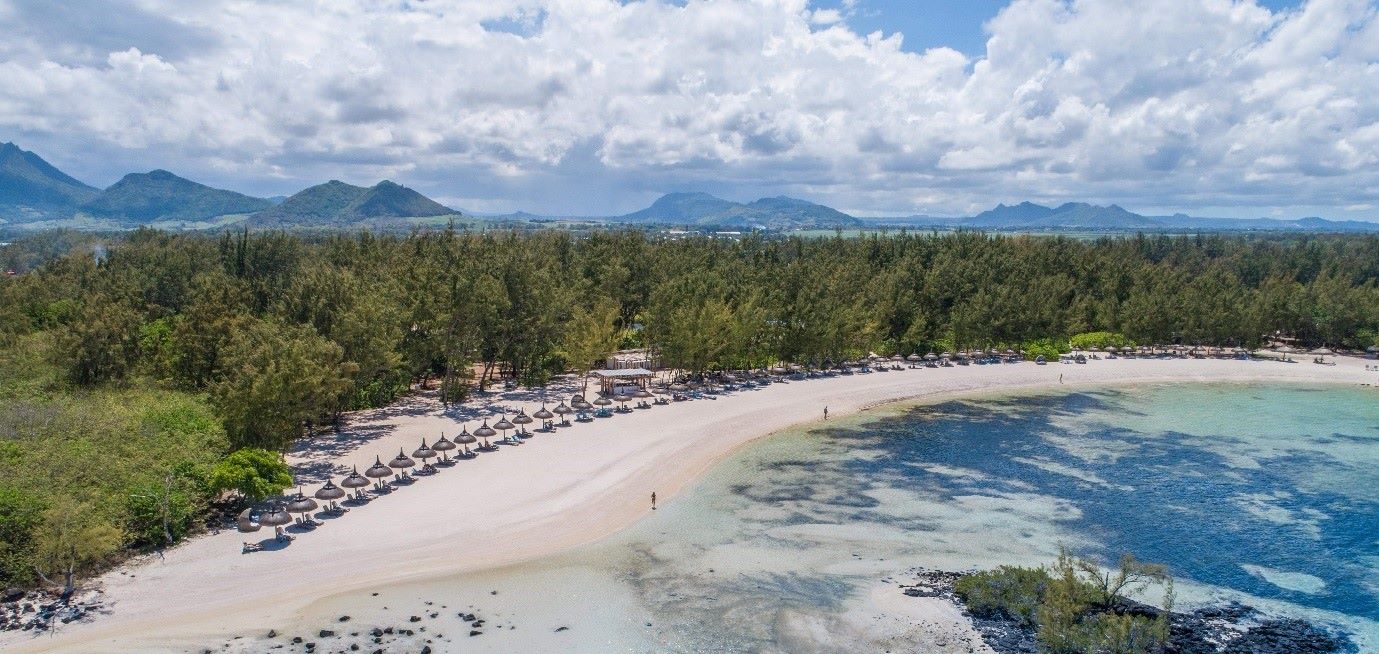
[613,393,632,412]
[455,426,477,454]
[412,439,436,469]
[474,421,497,449]
[512,410,533,435]
[432,434,456,462]
[286,489,318,525]
[534,404,555,430]
[342,466,370,499]
[906,353,921,362]
[259,503,293,541]
[365,456,393,489]
[552,402,572,426]
[388,448,415,478]
[593,395,613,407]
[493,415,515,442]
[314,479,346,512]
[925,352,938,361]
[635,388,653,399]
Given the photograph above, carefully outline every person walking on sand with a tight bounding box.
[823,406,829,420]
[651,491,657,510]
[1059,374,1063,384]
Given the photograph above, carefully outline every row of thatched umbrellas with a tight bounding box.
[239,399,620,544]
[239,354,1035,545]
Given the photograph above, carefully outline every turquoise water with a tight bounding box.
[340,383,1379,652]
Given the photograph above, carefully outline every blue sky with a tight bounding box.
[0,0,1375,220]
[834,0,1306,55]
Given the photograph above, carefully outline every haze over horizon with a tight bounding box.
[2,0,1376,221]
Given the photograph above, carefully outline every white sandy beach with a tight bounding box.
[5,356,1374,653]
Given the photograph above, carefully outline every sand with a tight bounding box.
[4,355,1372,652]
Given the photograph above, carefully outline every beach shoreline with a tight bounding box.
[4,356,1373,653]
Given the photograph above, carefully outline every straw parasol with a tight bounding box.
[593,395,613,407]
[341,466,370,499]
[534,404,555,430]
[493,415,515,442]
[412,439,436,469]
[259,503,293,540]
[388,448,415,476]
[259,504,292,527]
[635,388,653,399]
[455,426,477,454]
[286,489,318,523]
[365,457,393,487]
[432,434,456,462]
[512,410,533,435]
[313,479,346,509]
[906,353,921,362]
[613,393,632,411]
[925,352,938,361]
[1310,347,1334,357]
[552,402,572,426]
[473,421,497,448]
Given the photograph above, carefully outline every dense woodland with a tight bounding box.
[1,228,1377,591]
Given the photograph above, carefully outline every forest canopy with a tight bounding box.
[1,227,1376,589]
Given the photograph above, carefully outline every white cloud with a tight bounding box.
[0,0,1376,218]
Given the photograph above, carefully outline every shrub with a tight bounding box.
[1037,550,1174,654]
[0,486,44,586]
[954,565,1051,627]
[1023,338,1068,361]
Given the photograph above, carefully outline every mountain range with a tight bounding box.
[868,201,1379,233]
[2,141,1376,233]
[0,142,458,228]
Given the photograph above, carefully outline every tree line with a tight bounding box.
[4,228,1377,452]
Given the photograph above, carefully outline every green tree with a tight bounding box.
[32,498,123,595]
[207,448,293,504]
[212,320,357,449]
[560,298,623,392]
[54,296,142,386]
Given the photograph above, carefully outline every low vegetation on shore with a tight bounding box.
[1,229,1376,594]
[956,551,1174,654]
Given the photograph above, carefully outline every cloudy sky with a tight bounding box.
[1,0,1376,219]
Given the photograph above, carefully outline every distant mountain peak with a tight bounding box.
[250,179,454,226]
[0,142,100,222]
[79,168,270,223]
[618,192,859,229]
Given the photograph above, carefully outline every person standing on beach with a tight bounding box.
[1059,374,1063,384]
[823,406,829,420]
[651,491,657,510]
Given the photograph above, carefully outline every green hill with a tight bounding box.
[0,142,100,223]
[80,170,271,224]
[251,179,455,226]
